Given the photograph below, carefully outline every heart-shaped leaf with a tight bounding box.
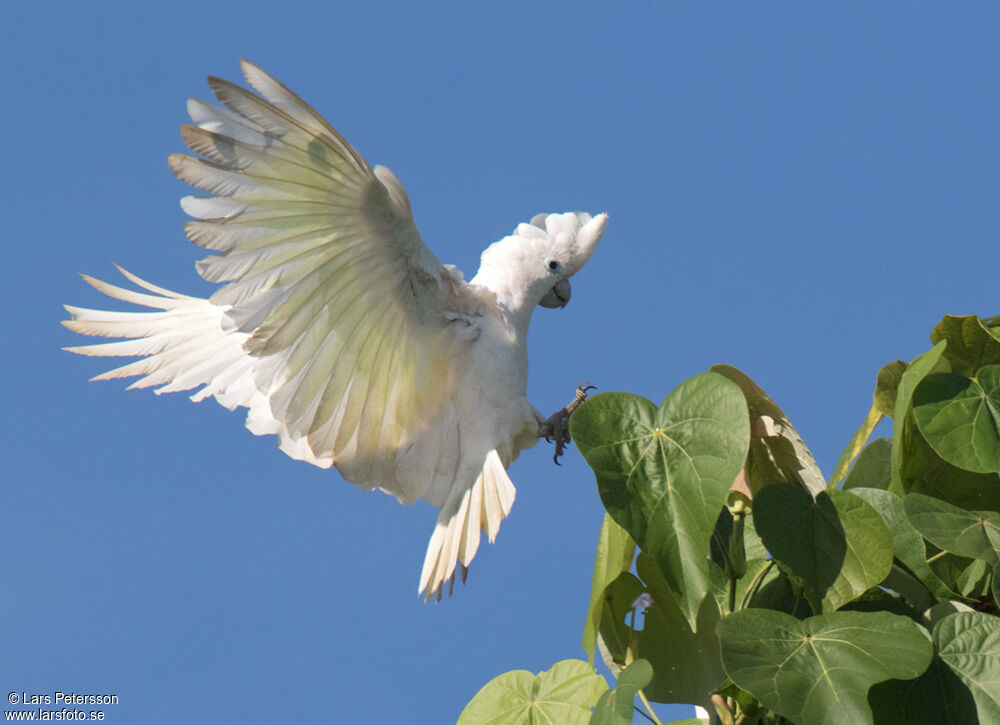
[753,486,893,613]
[848,487,956,602]
[458,659,607,725]
[582,514,636,664]
[903,493,1000,565]
[913,366,1000,473]
[571,374,749,629]
[589,659,653,725]
[717,609,933,725]
[935,611,1000,722]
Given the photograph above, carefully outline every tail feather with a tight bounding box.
[417,450,516,601]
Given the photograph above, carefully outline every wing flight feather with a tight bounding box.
[67,61,473,506]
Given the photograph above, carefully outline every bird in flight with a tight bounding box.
[63,60,607,601]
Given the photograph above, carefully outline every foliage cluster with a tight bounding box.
[458,314,1000,725]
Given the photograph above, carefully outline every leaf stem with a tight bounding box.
[926,550,949,564]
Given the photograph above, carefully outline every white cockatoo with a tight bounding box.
[63,60,607,600]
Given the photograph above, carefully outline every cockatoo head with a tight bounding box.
[475,212,608,311]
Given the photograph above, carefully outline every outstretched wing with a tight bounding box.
[66,60,475,505]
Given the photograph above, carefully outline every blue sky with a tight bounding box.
[5,2,1000,723]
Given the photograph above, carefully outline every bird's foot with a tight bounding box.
[540,382,597,465]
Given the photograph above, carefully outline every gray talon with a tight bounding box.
[542,382,596,464]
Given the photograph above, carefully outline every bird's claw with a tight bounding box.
[542,382,596,465]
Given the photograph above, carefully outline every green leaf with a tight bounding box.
[753,486,893,613]
[903,493,1000,566]
[711,364,825,495]
[842,438,892,491]
[571,375,750,629]
[589,659,653,725]
[597,556,723,709]
[583,513,636,664]
[913,366,1000,473]
[936,611,1000,722]
[891,341,949,494]
[458,660,607,725]
[930,314,1000,375]
[868,657,978,725]
[716,609,933,725]
[848,487,957,603]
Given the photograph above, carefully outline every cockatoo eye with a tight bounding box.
[546,259,561,272]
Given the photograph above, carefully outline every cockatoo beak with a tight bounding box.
[539,279,572,308]
[563,213,608,277]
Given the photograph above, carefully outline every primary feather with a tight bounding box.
[63,60,607,600]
